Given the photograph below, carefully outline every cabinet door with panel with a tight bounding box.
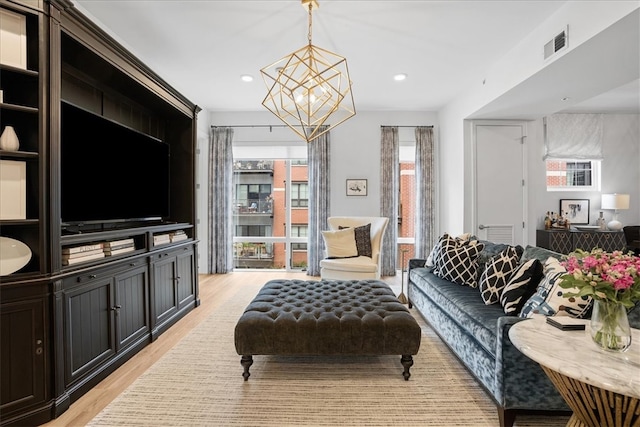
[62,261,151,388]
[151,244,197,337]
[114,264,150,351]
[62,274,116,388]
[0,294,47,423]
[151,251,179,331]
[175,245,196,311]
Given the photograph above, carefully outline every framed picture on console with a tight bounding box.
[346,179,367,196]
[560,199,590,225]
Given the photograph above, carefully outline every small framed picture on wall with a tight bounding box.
[346,179,367,196]
[560,199,590,225]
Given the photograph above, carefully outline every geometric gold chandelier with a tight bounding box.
[260,0,356,143]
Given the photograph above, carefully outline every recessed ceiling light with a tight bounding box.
[241,74,254,82]
[394,73,407,81]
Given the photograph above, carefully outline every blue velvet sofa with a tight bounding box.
[408,243,640,427]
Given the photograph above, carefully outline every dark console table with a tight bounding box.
[536,229,626,254]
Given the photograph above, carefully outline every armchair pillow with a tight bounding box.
[322,228,358,259]
[339,223,372,258]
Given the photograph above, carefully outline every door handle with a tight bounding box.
[478,224,487,230]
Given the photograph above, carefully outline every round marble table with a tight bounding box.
[509,316,640,427]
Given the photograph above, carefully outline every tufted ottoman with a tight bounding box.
[234,279,421,381]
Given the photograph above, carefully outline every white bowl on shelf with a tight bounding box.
[574,225,601,232]
[0,236,32,275]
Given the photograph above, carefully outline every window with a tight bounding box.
[291,182,308,207]
[233,158,308,271]
[235,225,271,236]
[291,224,308,251]
[546,159,601,191]
[235,183,272,211]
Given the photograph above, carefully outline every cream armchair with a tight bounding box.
[320,216,389,280]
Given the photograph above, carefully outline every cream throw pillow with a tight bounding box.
[322,228,358,258]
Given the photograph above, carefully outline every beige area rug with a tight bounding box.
[88,280,569,427]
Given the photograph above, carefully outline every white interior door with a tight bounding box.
[474,122,526,246]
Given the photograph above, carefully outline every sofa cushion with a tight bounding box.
[410,268,504,356]
[433,237,484,287]
[479,246,520,305]
[519,257,592,318]
[339,223,372,258]
[319,256,378,273]
[520,245,565,263]
[322,228,358,258]
[500,258,543,315]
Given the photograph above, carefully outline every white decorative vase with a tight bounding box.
[0,126,20,151]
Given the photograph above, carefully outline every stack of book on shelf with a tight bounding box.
[170,230,188,242]
[103,238,136,256]
[153,233,171,246]
[62,243,105,266]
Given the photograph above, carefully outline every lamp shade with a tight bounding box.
[601,193,630,210]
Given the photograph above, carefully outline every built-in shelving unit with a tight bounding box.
[0,1,44,276]
[0,1,200,425]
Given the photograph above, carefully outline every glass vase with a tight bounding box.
[590,299,632,352]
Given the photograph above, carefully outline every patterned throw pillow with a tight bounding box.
[479,246,520,305]
[426,233,472,267]
[433,237,485,287]
[519,257,592,318]
[425,234,447,267]
[500,258,543,315]
[339,224,372,258]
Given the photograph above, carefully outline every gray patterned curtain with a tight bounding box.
[208,127,234,273]
[380,126,398,276]
[306,127,330,277]
[414,126,435,259]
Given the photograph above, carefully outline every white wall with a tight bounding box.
[439,2,638,236]
[525,114,640,244]
[196,110,437,273]
[196,3,639,272]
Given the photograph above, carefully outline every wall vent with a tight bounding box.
[544,26,568,60]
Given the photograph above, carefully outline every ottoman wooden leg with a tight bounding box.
[401,355,414,380]
[241,355,253,381]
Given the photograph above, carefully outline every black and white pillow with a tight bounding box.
[339,223,372,257]
[519,257,592,318]
[500,258,543,315]
[479,246,520,305]
[426,233,472,268]
[425,234,447,267]
[433,238,485,287]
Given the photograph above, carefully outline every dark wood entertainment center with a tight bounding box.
[0,1,200,425]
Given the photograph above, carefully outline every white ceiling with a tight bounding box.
[73,0,639,118]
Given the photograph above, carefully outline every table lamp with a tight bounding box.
[601,193,630,231]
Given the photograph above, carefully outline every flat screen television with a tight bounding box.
[61,101,170,226]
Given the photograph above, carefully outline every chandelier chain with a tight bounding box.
[307,3,313,45]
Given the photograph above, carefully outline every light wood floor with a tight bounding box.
[44,272,403,426]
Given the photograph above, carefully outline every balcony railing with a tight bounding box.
[234,199,273,214]
[233,160,273,171]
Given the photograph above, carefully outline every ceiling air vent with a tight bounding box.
[544,26,568,60]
